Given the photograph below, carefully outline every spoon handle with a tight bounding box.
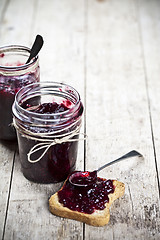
[26,35,44,64]
[97,150,143,172]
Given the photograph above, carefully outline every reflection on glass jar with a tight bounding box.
[0,45,40,140]
[12,82,84,183]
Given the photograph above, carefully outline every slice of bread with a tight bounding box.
[49,179,125,227]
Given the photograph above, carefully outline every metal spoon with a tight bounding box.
[26,35,44,64]
[69,150,143,187]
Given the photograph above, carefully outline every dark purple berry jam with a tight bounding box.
[58,175,115,214]
[18,101,83,183]
[0,71,39,140]
[0,53,5,58]
[33,102,69,114]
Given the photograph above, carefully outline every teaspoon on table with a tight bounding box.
[26,34,44,64]
[69,150,143,187]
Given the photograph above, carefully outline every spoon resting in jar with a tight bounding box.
[26,35,44,64]
[69,150,143,187]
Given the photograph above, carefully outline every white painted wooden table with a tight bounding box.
[0,0,160,239]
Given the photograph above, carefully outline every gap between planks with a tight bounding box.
[2,146,17,240]
[83,0,88,239]
[0,0,10,25]
[135,0,160,200]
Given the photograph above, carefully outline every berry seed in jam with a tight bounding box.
[58,176,115,214]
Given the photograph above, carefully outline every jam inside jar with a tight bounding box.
[0,45,40,140]
[12,82,84,183]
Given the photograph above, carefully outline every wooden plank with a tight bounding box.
[85,0,160,239]
[3,0,85,239]
[0,0,44,239]
[4,152,82,240]
[0,0,7,19]
[0,1,24,239]
[0,2,18,238]
[0,141,16,240]
[137,0,160,185]
[0,0,37,46]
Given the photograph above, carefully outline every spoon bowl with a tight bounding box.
[69,170,97,187]
[69,150,143,187]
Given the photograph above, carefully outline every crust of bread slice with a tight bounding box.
[49,180,125,227]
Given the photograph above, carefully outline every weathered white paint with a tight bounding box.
[84,0,160,239]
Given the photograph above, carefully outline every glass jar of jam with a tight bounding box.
[0,45,40,141]
[12,82,84,183]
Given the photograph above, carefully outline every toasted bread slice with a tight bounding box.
[49,179,125,227]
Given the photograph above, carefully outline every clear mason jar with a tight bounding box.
[12,82,84,183]
[0,45,40,140]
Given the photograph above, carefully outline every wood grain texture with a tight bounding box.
[138,0,160,187]
[0,0,159,239]
[84,0,160,239]
[0,0,37,46]
[0,0,38,239]
[0,0,8,24]
[0,141,16,240]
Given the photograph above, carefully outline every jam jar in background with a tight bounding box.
[0,45,40,141]
[12,82,84,183]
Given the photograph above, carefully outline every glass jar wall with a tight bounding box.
[0,45,40,140]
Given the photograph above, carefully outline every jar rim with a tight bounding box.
[0,45,38,70]
[13,81,83,124]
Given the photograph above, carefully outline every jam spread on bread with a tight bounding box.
[58,175,115,214]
